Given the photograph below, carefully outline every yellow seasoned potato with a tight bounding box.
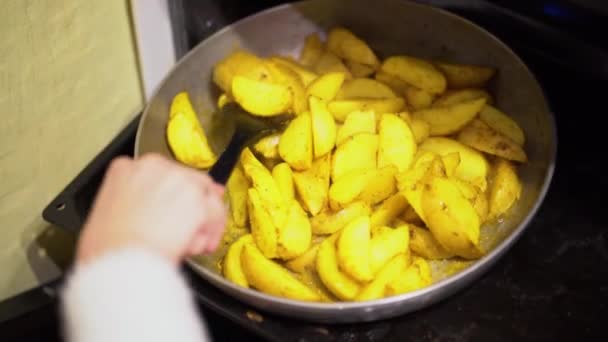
[375,71,410,94]
[253,133,281,159]
[270,56,319,87]
[328,169,375,209]
[433,88,493,107]
[356,254,408,301]
[279,112,313,170]
[223,234,254,287]
[346,60,376,77]
[409,225,453,259]
[331,133,378,181]
[405,86,435,110]
[310,201,371,235]
[241,243,320,301]
[293,154,331,215]
[336,78,397,100]
[370,193,409,228]
[358,166,398,205]
[397,153,440,222]
[232,75,293,116]
[337,215,373,282]
[242,154,287,228]
[413,97,486,136]
[226,167,249,227]
[310,96,337,158]
[441,152,461,178]
[401,206,423,225]
[409,118,430,144]
[306,72,346,102]
[327,27,379,67]
[458,119,527,162]
[479,105,525,146]
[285,243,320,273]
[213,50,271,94]
[277,201,312,259]
[369,226,410,274]
[473,190,489,224]
[422,177,482,259]
[272,162,294,201]
[489,158,522,220]
[381,56,447,94]
[247,188,278,258]
[378,113,417,172]
[314,51,353,79]
[386,256,432,295]
[266,60,308,114]
[328,97,405,122]
[167,92,217,169]
[435,62,495,89]
[317,235,361,300]
[419,137,489,191]
[217,93,233,109]
[299,33,324,67]
[336,110,376,146]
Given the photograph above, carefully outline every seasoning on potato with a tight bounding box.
[169,25,528,303]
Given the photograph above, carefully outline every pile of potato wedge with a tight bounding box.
[166,27,527,302]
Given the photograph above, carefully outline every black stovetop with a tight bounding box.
[2,1,608,341]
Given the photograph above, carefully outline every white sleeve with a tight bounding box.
[61,248,210,342]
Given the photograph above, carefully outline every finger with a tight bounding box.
[187,231,210,256]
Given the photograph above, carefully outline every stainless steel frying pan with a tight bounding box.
[135,0,556,323]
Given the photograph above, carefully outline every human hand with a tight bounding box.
[76,154,227,265]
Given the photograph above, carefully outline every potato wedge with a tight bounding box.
[285,243,320,273]
[279,112,313,170]
[370,193,409,228]
[314,51,352,79]
[167,92,217,168]
[369,226,410,274]
[310,96,337,158]
[241,243,320,301]
[346,60,376,77]
[240,147,266,171]
[433,88,492,107]
[247,188,278,258]
[378,113,417,172]
[375,71,410,94]
[232,75,293,116]
[226,167,249,227]
[217,93,233,109]
[336,110,377,146]
[293,154,331,215]
[328,98,406,122]
[386,256,432,295]
[327,27,379,67]
[409,118,430,144]
[489,158,522,220]
[381,56,447,94]
[479,105,525,146]
[213,50,271,94]
[311,201,371,235]
[272,162,294,201]
[331,133,378,181]
[435,62,495,89]
[277,201,312,259]
[356,254,408,301]
[299,33,324,67]
[336,78,397,100]
[458,119,527,162]
[328,169,375,209]
[337,216,373,282]
[419,137,489,191]
[266,60,308,114]
[270,56,318,87]
[413,98,486,136]
[306,72,345,102]
[409,225,453,259]
[223,234,254,287]
[441,152,461,178]
[422,177,482,259]
[358,166,398,205]
[405,86,435,110]
[242,157,287,228]
[316,235,361,300]
[253,133,281,159]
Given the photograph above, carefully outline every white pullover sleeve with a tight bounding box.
[61,248,209,342]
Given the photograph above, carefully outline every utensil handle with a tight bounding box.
[208,132,247,185]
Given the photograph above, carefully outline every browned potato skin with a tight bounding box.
[458,119,527,162]
[435,62,496,89]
